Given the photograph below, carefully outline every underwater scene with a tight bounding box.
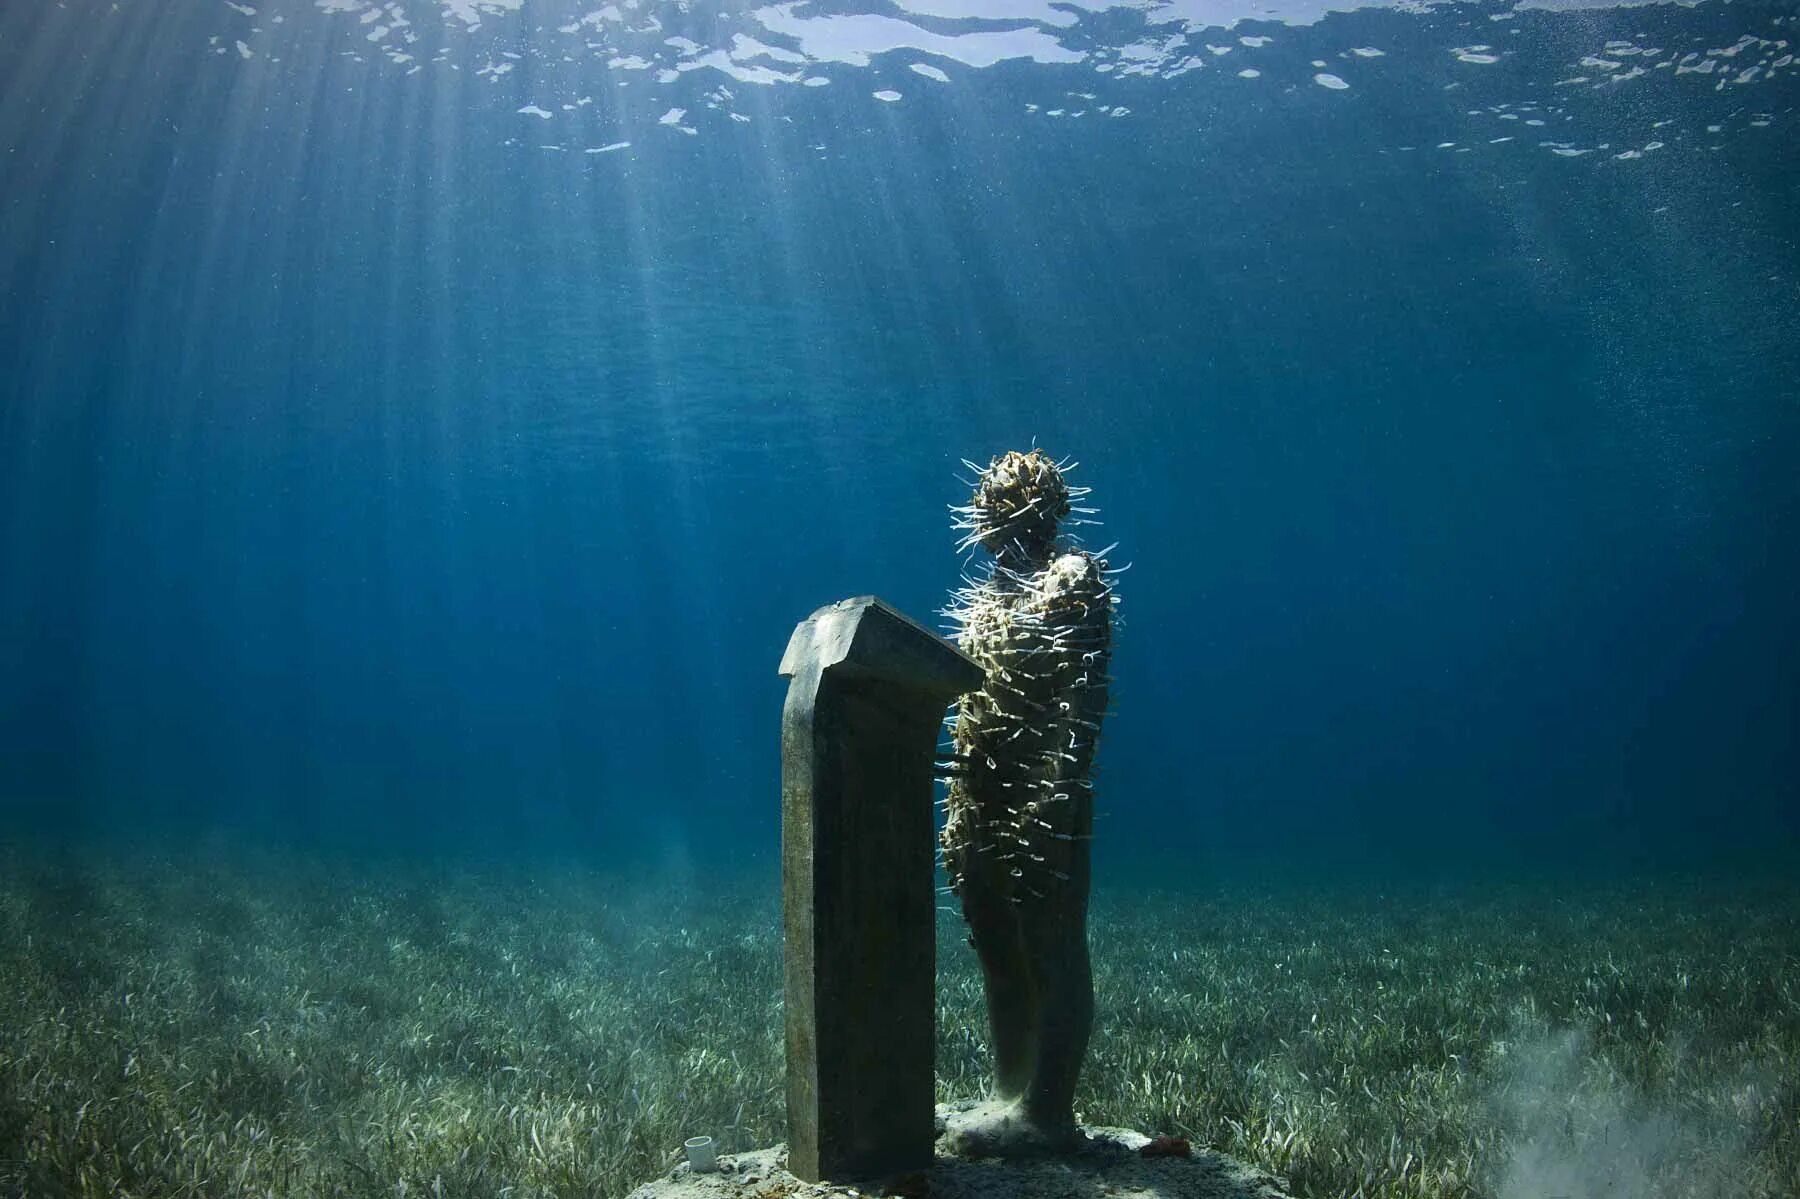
[2,0,1799,1195]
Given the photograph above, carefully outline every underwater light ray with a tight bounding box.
[0,5,319,828]
[0,1,170,470]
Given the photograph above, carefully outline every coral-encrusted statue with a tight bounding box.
[940,448,1117,1154]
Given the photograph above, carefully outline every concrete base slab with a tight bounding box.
[626,1105,1293,1199]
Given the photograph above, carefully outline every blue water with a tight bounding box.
[1,0,1796,880]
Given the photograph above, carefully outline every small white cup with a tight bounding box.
[684,1135,718,1173]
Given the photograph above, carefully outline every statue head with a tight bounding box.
[955,449,1075,564]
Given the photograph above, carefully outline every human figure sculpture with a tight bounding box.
[939,449,1117,1153]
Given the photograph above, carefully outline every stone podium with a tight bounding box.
[777,596,983,1182]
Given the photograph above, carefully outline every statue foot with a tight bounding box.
[941,1099,1086,1159]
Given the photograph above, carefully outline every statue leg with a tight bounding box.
[960,880,1037,1099]
[1017,889,1092,1134]
[944,849,1091,1155]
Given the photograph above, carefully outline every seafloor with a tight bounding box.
[0,846,1795,1199]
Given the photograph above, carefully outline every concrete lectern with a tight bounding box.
[777,596,983,1183]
